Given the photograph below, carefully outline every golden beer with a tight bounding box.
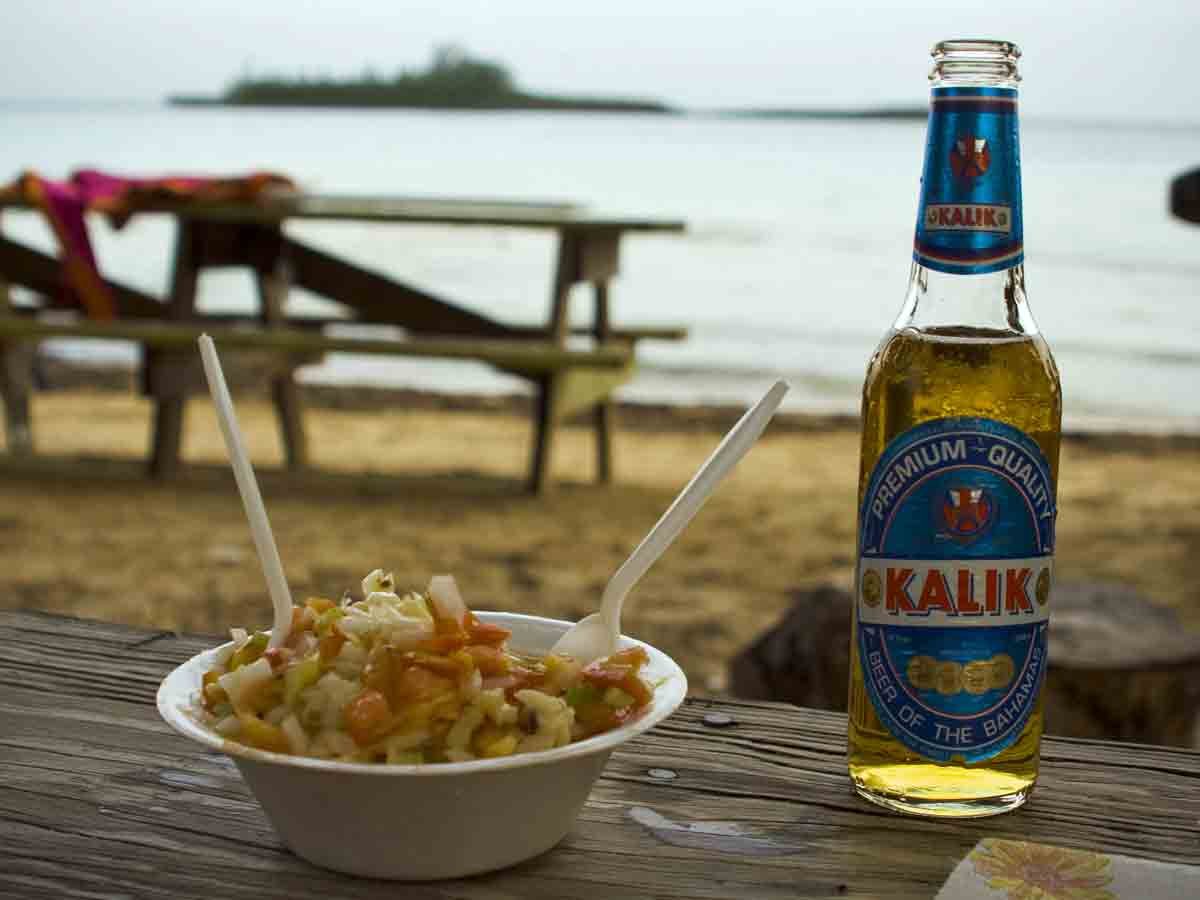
[846,41,1062,817]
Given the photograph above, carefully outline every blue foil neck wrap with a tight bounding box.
[914,87,1023,275]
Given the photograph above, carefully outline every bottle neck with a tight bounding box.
[897,263,1038,337]
[903,39,1028,335]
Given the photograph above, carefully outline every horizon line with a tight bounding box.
[0,96,1198,132]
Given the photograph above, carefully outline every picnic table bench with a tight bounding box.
[3,609,1198,899]
[0,193,686,492]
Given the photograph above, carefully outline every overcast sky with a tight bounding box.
[4,1,1197,122]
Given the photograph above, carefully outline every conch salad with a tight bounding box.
[198,571,653,763]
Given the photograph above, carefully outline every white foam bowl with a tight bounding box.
[157,611,687,880]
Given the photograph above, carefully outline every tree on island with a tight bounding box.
[196,44,669,112]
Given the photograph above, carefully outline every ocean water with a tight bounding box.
[2,103,1198,431]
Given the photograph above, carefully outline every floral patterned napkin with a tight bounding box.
[936,838,1198,899]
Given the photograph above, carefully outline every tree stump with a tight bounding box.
[729,582,1200,747]
[729,586,852,713]
[1044,582,1200,746]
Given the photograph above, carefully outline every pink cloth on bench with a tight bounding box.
[3,169,293,319]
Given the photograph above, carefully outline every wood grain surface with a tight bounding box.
[2,610,1198,899]
[0,193,686,232]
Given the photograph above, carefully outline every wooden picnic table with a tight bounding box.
[0,193,686,492]
[4,609,1198,899]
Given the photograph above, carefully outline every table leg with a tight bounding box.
[529,374,562,494]
[546,233,578,343]
[0,224,32,455]
[591,280,613,483]
[256,232,307,470]
[0,346,33,456]
[149,221,199,478]
[150,397,186,478]
[528,233,580,492]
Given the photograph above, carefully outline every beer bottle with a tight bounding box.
[847,39,1061,817]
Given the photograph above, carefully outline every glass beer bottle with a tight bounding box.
[847,39,1061,817]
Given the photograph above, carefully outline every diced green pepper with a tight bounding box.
[315,607,346,637]
[229,633,269,671]
[603,687,636,708]
[564,684,601,708]
[284,655,322,706]
[388,749,424,765]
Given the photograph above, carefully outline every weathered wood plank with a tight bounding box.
[2,610,1197,900]
[0,318,634,374]
[153,313,687,343]
[283,236,517,338]
[0,234,166,320]
[0,193,687,233]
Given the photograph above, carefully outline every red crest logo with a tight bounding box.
[950,134,990,179]
[942,486,993,541]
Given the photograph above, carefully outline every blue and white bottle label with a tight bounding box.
[856,417,1054,763]
[914,87,1023,275]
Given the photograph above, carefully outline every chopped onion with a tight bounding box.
[481,674,518,692]
[217,657,272,707]
[445,706,484,751]
[281,715,309,755]
[321,729,358,758]
[428,575,468,624]
[214,627,250,666]
[361,569,394,597]
[384,730,429,754]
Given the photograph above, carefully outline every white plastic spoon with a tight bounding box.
[198,335,293,649]
[552,379,790,665]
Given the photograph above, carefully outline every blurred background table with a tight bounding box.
[3,610,1198,899]
[0,193,687,491]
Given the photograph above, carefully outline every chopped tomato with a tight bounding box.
[405,651,466,679]
[606,646,650,670]
[362,644,394,701]
[466,618,510,647]
[465,644,509,676]
[393,664,456,704]
[416,633,467,654]
[581,647,653,706]
[502,663,546,699]
[263,646,293,671]
[434,614,467,638]
[289,605,315,634]
[318,629,346,663]
[344,689,393,746]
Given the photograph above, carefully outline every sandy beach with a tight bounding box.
[3,381,1199,694]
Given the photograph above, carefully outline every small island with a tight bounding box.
[170,45,672,113]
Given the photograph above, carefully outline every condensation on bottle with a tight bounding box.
[846,39,1062,818]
